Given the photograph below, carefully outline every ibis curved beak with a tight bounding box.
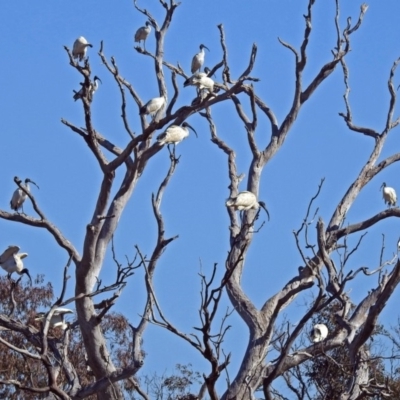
[27,179,39,189]
[258,201,270,221]
[22,268,32,285]
[185,122,198,138]
[94,76,102,84]
[201,44,210,52]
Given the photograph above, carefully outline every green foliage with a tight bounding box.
[140,364,202,400]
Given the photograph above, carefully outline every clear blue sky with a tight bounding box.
[1,0,400,393]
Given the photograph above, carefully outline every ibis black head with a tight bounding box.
[145,21,152,27]
[93,76,102,84]
[182,122,198,138]
[380,182,387,190]
[200,44,210,52]
[25,178,39,189]
[203,66,215,77]
[139,105,146,115]
[21,268,32,285]
[258,201,270,221]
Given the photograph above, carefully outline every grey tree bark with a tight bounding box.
[1,1,400,399]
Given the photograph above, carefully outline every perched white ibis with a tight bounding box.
[191,75,214,93]
[381,182,397,207]
[184,72,207,88]
[73,76,102,102]
[0,246,31,284]
[72,36,93,61]
[186,69,215,104]
[10,178,39,214]
[139,96,166,117]
[35,308,74,330]
[310,323,328,343]
[191,44,209,74]
[135,21,152,49]
[183,67,212,87]
[226,191,270,220]
[157,122,197,146]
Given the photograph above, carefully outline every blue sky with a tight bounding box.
[2,0,400,394]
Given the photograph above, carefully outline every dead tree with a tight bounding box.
[1,1,400,399]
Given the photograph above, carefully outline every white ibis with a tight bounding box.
[183,67,212,87]
[35,308,74,330]
[135,21,152,49]
[72,36,93,61]
[310,323,328,343]
[191,44,209,74]
[10,178,39,214]
[157,122,197,146]
[226,191,270,220]
[191,75,214,93]
[186,69,215,104]
[139,96,166,117]
[381,182,397,207]
[184,72,207,88]
[73,76,102,102]
[0,246,31,284]
[73,76,103,102]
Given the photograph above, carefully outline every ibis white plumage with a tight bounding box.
[226,191,270,220]
[72,36,93,61]
[139,96,166,117]
[185,68,215,104]
[73,76,102,102]
[191,75,214,93]
[183,67,212,87]
[135,21,152,49]
[10,178,39,214]
[157,122,197,146]
[310,323,328,343]
[35,308,74,330]
[184,72,207,88]
[0,246,31,284]
[381,182,397,207]
[184,68,214,96]
[191,44,209,74]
